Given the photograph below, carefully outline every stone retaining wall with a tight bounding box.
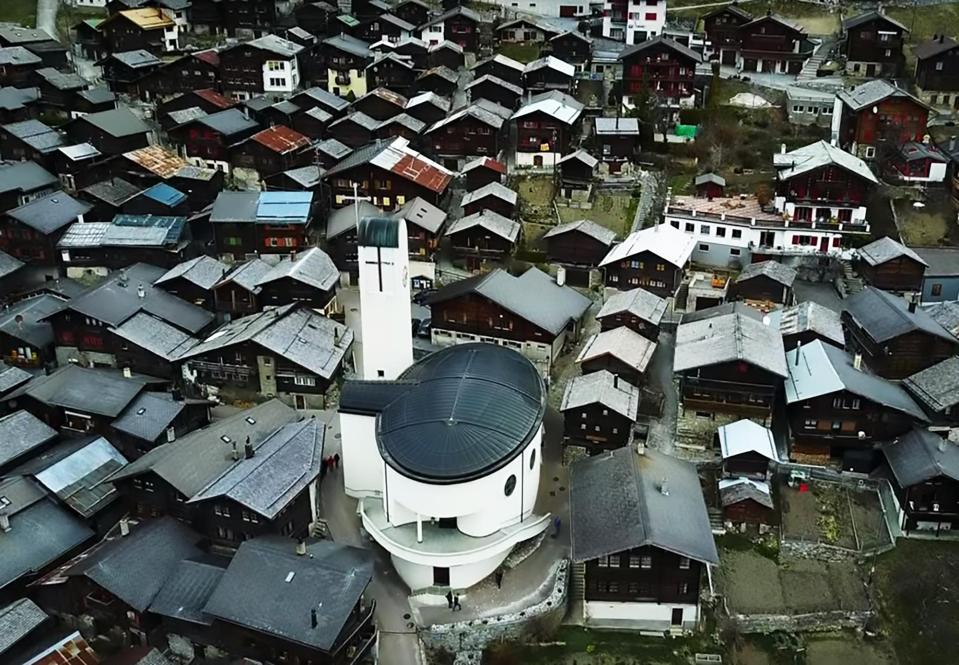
[422,559,569,656]
[731,609,874,634]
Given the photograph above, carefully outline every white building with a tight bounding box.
[248,35,304,96]
[603,0,667,45]
[339,343,550,590]
[357,216,413,380]
[662,195,856,269]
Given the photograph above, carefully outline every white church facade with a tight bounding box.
[340,215,552,591]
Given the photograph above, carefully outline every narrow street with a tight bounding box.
[36,0,57,38]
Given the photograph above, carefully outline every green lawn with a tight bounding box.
[0,0,37,27]
[875,539,959,665]
[887,3,959,43]
[486,626,721,665]
[56,5,106,41]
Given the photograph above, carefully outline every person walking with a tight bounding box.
[552,516,562,538]
[334,453,340,469]
[445,590,453,609]
[494,570,503,589]
[453,595,462,611]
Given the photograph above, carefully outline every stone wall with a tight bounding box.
[422,559,569,656]
[779,539,858,563]
[730,609,874,634]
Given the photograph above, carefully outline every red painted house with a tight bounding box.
[619,36,702,115]
[835,79,932,160]
[512,90,585,169]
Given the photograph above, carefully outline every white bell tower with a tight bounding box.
[358,215,413,380]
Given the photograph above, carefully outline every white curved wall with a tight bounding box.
[393,551,508,591]
[384,425,543,537]
[341,413,385,498]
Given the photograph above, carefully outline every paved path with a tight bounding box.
[643,331,677,455]
[36,0,57,36]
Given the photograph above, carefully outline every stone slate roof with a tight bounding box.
[14,365,155,418]
[858,236,927,267]
[0,598,48,656]
[148,556,227,625]
[107,400,297,497]
[214,257,272,294]
[7,191,91,235]
[844,286,957,345]
[570,447,718,564]
[0,363,31,395]
[0,477,94,592]
[542,219,616,245]
[429,267,590,336]
[736,260,797,288]
[883,428,959,486]
[600,223,696,268]
[0,292,62,348]
[182,305,352,379]
[0,161,56,197]
[156,255,229,291]
[675,311,787,377]
[560,369,640,420]
[843,10,909,32]
[65,517,204,612]
[203,537,373,652]
[719,478,773,509]
[577,326,657,374]
[914,34,959,60]
[768,301,845,347]
[597,287,667,326]
[33,436,127,518]
[717,419,778,461]
[188,419,324,519]
[111,312,198,361]
[837,79,928,112]
[111,391,188,442]
[903,356,959,414]
[0,410,57,472]
[445,209,520,243]
[255,247,339,293]
[393,196,447,234]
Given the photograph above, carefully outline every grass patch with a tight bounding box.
[888,3,959,44]
[497,41,542,64]
[895,192,959,247]
[487,626,719,665]
[557,190,636,238]
[0,0,37,27]
[876,539,959,665]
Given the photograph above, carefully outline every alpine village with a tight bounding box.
[1,0,959,664]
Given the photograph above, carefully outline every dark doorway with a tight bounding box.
[671,607,684,626]
[433,567,450,586]
[438,517,457,529]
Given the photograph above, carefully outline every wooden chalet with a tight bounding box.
[460,182,517,218]
[461,156,506,191]
[600,223,696,298]
[842,10,909,77]
[167,109,260,171]
[856,236,928,293]
[420,6,480,51]
[835,79,931,159]
[0,46,43,88]
[66,107,151,156]
[717,419,778,479]
[366,53,417,93]
[426,101,512,167]
[561,370,640,452]
[0,192,91,265]
[727,260,797,310]
[230,125,313,181]
[694,173,725,198]
[414,66,458,97]
[595,287,666,342]
[784,340,927,464]
[155,255,230,310]
[209,190,315,261]
[444,210,520,268]
[904,356,959,427]
[736,12,812,75]
[471,54,524,86]
[674,306,787,423]
[513,91,584,169]
[703,2,753,66]
[570,447,719,631]
[99,8,177,55]
[843,286,959,378]
[914,35,959,112]
[576,326,656,387]
[883,429,959,535]
[547,31,592,66]
[218,35,304,100]
[619,36,702,114]
[594,117,641,171]
[466,74,523,110]
[428,40,464,71]
[98,49,164,97]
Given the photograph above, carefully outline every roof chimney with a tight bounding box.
[794,340,802,365]
[780,143,786,154]
[119,517,130,537]
[613,374,619,388]
[853,353,863,370]
[938,438,948,453]
[231,440,240,461]
[0,511,10,533]
[908,293,918,313]
[296,539,307,556]
[660,478,669,496]
[244,436,254,459]
[137,283,145,299]
[122,366,133,378]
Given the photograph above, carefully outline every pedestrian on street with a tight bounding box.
[453,595,462,611]
[494,570,503,588]
[552,516,562,538]
[334,453,340,469]
[445,590,453,609]
[328,456,336,472]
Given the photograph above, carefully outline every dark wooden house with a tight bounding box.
[460,182,517,218]
[444,210,520,268]
[835,79,931,159]
[0,191,91,265]
[576,326,656,387]
[594,117,641,171]
[167,109,260,171]
[461,156,506,191]
[784,339,927,464]
[600,224,695,298]
[883,428,959,535]
[717,418,778,479]
[421,6,480,51]
[842,11,909,78]
[209,190,315,261]
[426,101,512,166]
[856,236,928,293]
[595,287,666,342]
[466,74,523,110]
[570,446,719,632]
[561,370,640,452]
[674,307,787,423]
[229,125,313,180]
[703,2,753,65]
[727,260,797,309]
[914,35,959,111]
[736,13,812,75]
[66,107,152,156]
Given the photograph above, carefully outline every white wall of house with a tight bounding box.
[262,58,300,94]
[487,0,588,17]
[585,600,700,631]
[420,23,445,46]
[342,412,384,498]
[626,0,666,45]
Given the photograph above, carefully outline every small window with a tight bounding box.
[640,555,652,569]
[597,555,609,567]
[730,248,741,256]
[684,222,694,232]
[700,224,710,235]
[716,227,726,238]
[936,61,944,71]
[679,556,691,569]
[699,243,710,251]
[932,283,943,296]
[504,474,517,496]
[731,229,742,239]
[629,554,641,568]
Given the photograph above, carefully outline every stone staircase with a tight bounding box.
[570,562,586,603]
[797,37,836,82]
[837,258,864,297]
[708,508,726,535]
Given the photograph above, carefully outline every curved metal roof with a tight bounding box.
[376,344,545,484]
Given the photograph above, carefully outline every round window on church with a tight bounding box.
[504,474,517,497]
